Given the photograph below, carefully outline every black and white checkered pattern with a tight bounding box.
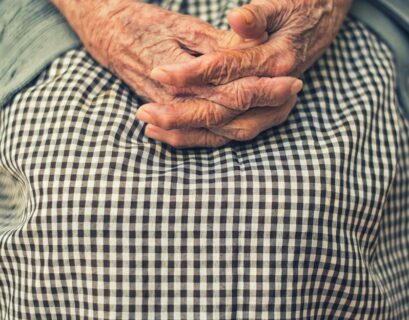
[0,1,408,318]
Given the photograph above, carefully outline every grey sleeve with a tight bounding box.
[0,0,80,107]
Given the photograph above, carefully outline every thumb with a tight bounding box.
[218,30,268,50]
[227,1,276,39]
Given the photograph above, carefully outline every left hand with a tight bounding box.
[150,0,353,87]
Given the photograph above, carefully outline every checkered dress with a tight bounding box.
[1,0,409,318]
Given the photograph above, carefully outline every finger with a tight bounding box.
[150,38,294,87]
[136,99,239,130]
[168,11,268,53]
[136,78,302,130]
[217,30,268,50]
[228,1,285,39]
[227,5,267,39]
[210,96,297,141]
[168,16,265,55]
[144,125,230,148]
[193,77,302,110]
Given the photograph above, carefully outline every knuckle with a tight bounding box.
[279,51,297,74]
[232,83,254,111]
[264,49,297,76]
[206,52,234,85]
[228,77,271,109]
[200,106,227,128]
[245,48,265,74]
[253,79,274,106]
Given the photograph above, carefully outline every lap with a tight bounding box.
[0,17,408,319]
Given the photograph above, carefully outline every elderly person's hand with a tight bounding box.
[152,0,353,86]
[53,0,303,148]
[146,0,352,142]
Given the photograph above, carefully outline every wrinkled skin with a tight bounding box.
[153,0,353,86]
[146,0,353,146]
[53,0,303,148]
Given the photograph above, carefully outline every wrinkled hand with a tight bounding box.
[53,0,303,148]
[151,0,352,86]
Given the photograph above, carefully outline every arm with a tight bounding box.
[52,0,303,148]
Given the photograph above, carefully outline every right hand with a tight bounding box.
[54,0,302,147]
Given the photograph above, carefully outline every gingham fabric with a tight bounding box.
[0,0,409,318]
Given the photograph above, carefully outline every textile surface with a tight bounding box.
[0,0,409,318]
[0,0,80,107]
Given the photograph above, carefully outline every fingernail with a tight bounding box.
[150,68,171,83]
[136,104,162,123]
[291,79,303,95]
[232,8,253,25]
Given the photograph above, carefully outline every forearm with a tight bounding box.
[52,0,136,25]
[51,0,140,64]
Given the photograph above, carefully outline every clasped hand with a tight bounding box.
[62,0,351,148]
